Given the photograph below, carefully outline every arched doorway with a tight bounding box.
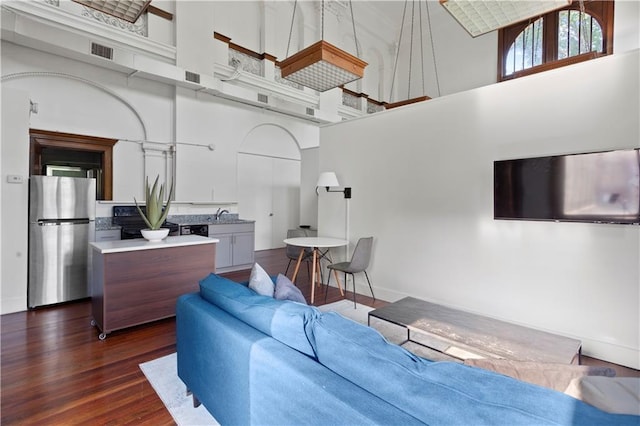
[237,124,301,250]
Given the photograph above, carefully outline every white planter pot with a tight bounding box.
[141,228,169,242]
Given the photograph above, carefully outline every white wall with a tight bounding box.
[0,40,319,313]
[174,87,318,203]
[614,0,640,53]
[1,0,638,322]
[319,50,640,368]
[1,88,30,314]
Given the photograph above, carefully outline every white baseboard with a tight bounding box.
[1,296,27,314]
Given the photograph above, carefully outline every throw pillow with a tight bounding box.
[249,262,274,297]
[274,274,307,304]
[199,273,319,357]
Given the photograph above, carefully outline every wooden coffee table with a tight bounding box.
[368,297,582,364]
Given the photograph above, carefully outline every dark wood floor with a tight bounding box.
[0,248,380,425]
[1,248,637,425]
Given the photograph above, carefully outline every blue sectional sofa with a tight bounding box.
[176,274,639,425]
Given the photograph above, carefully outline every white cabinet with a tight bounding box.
[213,234,233,269]
[232,232,255,266]
[174,144,235,202]
[208,223,255,272]
[95,229,120,242]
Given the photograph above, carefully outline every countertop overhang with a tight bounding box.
[91,235,218,254]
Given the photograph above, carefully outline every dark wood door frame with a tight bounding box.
[30,129,117,200]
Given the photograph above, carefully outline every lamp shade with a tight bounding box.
[317,172,340,188]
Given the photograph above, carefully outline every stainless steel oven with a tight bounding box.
[180,224,209,237]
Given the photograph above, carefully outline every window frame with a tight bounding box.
[497,1,614,82]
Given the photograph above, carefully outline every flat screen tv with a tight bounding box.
[494,149,640,225]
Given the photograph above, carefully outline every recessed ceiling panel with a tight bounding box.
[440,0,571,37]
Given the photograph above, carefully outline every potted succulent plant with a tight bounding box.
[134,175,174,242]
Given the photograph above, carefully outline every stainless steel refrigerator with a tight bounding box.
[28,176,96,308]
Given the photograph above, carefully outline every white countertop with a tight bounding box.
[91,235,219,254]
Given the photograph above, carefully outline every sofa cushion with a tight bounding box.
[307,311,638,425]
[274,274,307,304]
[464,358,616,391]
[248,262,274,296]
[199,273,319,357]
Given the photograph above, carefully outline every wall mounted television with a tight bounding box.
[494,149,640,225]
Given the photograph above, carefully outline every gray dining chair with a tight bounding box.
[325,237,375,307]
[285,228,312,280]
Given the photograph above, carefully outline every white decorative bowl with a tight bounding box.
[141,228,169,242]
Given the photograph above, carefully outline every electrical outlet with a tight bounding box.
[6,175,24,184]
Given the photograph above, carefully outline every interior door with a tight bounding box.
[237,154,300,251]
[271,157,301,248]
[238,154,273,250]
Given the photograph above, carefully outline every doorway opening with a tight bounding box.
[30,129,117,200]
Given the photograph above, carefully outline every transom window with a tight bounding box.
[557,9,603,59]
[498,1,614,81]
[505,18,544,75]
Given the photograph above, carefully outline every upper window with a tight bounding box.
[498,1,614,81]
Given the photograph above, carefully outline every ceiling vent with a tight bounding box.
[257,93,269,104]
[306,107,315,116]
[90,42,114,60]
[185,71,200,84]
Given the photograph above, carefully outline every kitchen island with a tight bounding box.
[90,235,217,339]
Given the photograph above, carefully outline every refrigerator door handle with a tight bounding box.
[37,219,91,226]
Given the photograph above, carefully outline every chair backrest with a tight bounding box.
[286,229,307,259]
[349,237,373,272]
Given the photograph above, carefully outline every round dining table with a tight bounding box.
[283,237,348,304]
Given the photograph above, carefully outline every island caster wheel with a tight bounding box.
[90,319,96,327]
[99,333,107,341]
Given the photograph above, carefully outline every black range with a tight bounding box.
[112,205,179,240]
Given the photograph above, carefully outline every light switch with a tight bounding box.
[6,175,24,184]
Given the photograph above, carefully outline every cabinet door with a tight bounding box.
[175,144,234,201]
[232,232,255,266]
[211,234,233,269]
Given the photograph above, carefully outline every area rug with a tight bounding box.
[139,300,448,425]
[139,353,220,425]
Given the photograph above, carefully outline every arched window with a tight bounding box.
[557,9,604,59]
[498,1,613,81]
[505,18,544,75]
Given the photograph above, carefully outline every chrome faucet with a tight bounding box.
[215,208,229,221]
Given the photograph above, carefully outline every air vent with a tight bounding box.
[306,107,315,116]
[185,71,200,84]
[90,42,113,60]
[257,93,269,104]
